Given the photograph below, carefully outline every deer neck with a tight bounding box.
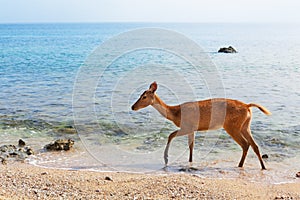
[152,94,176,121]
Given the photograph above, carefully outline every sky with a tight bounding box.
[0,0,299,23]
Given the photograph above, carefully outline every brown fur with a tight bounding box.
[131,82,271,169]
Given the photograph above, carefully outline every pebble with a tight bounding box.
[274,195,293,199]
[1,158,7,165]
[105,176,113,181]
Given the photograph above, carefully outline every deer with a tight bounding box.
[131,82,271,170]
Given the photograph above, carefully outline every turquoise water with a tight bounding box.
[1,23,300,183]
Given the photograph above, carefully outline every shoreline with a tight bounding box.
[1,163,299,200]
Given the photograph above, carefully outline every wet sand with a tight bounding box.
[0,163,299,200]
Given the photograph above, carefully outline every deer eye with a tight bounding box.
[142,96,147,99]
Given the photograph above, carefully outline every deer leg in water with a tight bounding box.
[241,121,266,170]
[188,133,195,163]
[164,129,193,165]
[164,130,177,165]
[224,126,250,168]
[238,142,250,168]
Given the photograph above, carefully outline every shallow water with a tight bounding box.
[1,23,300,184]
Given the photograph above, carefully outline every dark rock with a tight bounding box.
[179,166,199,172]
[55,126,77,134]
[0,145,7,152]
[3,145,17,155]
[17,146,34,156]
[18,139,26,147]
[275,195,293,199]
[296,171,300,178]
[44,139,75,151]
[262,154,269,159]
[1,157,7,165]
[9,152,18,156]
[25,147,34,155]
[218,46,237,53]
[105,176,113,181]
[0,141,34,164]
[0,145,15,153]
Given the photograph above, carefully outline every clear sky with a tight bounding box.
[0,0,299,23]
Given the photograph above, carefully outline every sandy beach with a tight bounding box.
[0,163,299,200]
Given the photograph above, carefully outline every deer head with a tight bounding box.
[131,82,157,111]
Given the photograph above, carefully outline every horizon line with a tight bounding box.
[0,20,297,25]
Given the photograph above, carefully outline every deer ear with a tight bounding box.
[149,81,157,93]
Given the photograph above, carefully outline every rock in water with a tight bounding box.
[218,46,237,53]
[44,139,75,151]
[25,147,34,155]
[18,139,26,147]
[262,154,268,159]
[0,141,34,164]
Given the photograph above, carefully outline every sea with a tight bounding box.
[1,23,300,184]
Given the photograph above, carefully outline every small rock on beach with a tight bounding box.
[0,139,34,164]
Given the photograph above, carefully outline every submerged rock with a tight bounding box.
[218,46,237,53]
[178,166,199,172]
[44,139,75,151]
[55,125,77,134]
[262,154,269,159]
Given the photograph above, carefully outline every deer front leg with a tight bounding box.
[164,129,194,166]
[164,130,178,165]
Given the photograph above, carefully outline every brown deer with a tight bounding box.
[131,82,271,170]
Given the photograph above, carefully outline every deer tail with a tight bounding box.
[248,103,272,115]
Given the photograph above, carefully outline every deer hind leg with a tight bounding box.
[188,133,195,163]
[164,129,193,166]
[224,126,250,168]
[238,140,250,168]
[241,119,266,170]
